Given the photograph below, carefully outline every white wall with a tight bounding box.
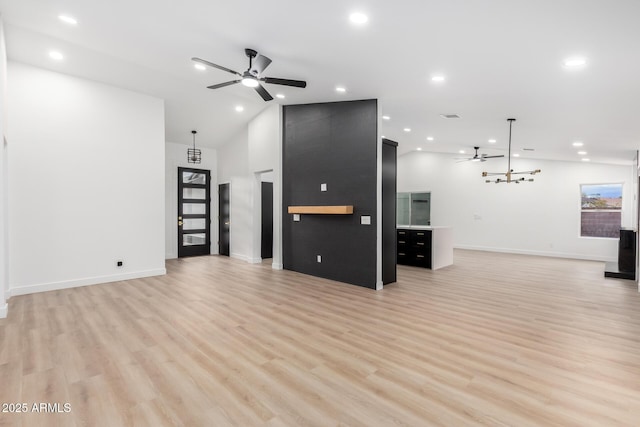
[165,142,218,259]
[217,105,283,268]
[248,105,280,173]
[217,129,248,184]
[398,151,635,262]
[7,62,166,295]
[248,105,282,268]
[0,18,7,317]
[230,175,252,262]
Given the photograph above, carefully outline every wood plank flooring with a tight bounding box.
[1,250,640,426]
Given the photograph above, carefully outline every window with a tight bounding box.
[580,184,622,238]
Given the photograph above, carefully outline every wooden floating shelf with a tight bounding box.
[288,205,354,215]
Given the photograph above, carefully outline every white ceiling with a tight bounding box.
[1,0,639,164]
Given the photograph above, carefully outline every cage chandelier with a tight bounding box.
[482,118,540,183]
[187,130,201,164]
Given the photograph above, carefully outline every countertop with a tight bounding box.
[397,225,452,230]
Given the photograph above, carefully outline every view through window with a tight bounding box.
[580,183,622,238]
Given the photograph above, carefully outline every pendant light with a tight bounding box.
[482,118,540,183]
[187,130,201,164]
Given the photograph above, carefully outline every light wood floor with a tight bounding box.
[1,250,640,427]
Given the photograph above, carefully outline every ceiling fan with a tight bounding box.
[192,48,307,101]
[456,146,504,162]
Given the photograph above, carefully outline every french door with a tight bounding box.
[178,167,211,257]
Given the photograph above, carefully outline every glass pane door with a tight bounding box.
[178,167,211,257]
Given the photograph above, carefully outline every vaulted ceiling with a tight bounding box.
[1,0,639,164]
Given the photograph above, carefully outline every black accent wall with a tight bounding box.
[283,99,378,288]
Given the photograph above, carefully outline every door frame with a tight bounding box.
[177,167,211,258]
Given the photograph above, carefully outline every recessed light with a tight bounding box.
[563,57,587,68]
[194,63,206,71]
[582,158,590,162]
[426,136,434,141]
[335,86,346,93]
[572,141,584,147]
[431,75,446,82]
[513,153,520,157]
[488,139,496,144]
[49,51,64,61]
[276,94,285,99]
[235,106,244,112]
[349,12,368,25]
[459,150,465,154]
[381,135,386,138]
[58,15,77,25]
[382,115,390,120]
[417,148,422,151]
[578,151,587,155]
[403,128,411,132]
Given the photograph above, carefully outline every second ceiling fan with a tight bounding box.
[456,146,504,162]
[192,48,307,101]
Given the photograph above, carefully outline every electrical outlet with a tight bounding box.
[321,183,327,192]
[117,261,123,267]
[317,255,322,263]
[293,214,300,222]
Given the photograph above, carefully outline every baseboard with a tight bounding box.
[230,253,250,263]
[249,257,263,264]
[9,268,166,297]
[0,303,7,319]
[272,262,283,270]
[454,245,616,263]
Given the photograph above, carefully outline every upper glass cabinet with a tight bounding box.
[397,192,431,226]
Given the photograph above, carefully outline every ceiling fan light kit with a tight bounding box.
[192,48,307,101]
[482,118,541,184]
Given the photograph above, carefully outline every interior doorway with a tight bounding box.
[177,167,211,257]
[256,171,274,262]
[261,181,274,259]
[218,183,230,256]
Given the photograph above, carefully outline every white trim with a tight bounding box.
[454,245,615,263]
[230,253,250,263]
[272,262,283,270]
[249,257,262,264]
[8,268,166,297]
[0,303,6,319]
[376,104,382,290]
[4,288,10,298]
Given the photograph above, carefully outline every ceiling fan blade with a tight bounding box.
[254,84,274,101]
[263,77,307,88]
[482,154,505,159]
[251,54,272,75]
[207,80,241,89]
[192,57,242,76]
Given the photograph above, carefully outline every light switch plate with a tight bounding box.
[317,255,322,263]
[361,215,371,225]
[293,214,300,222]
[321,183,327,192]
